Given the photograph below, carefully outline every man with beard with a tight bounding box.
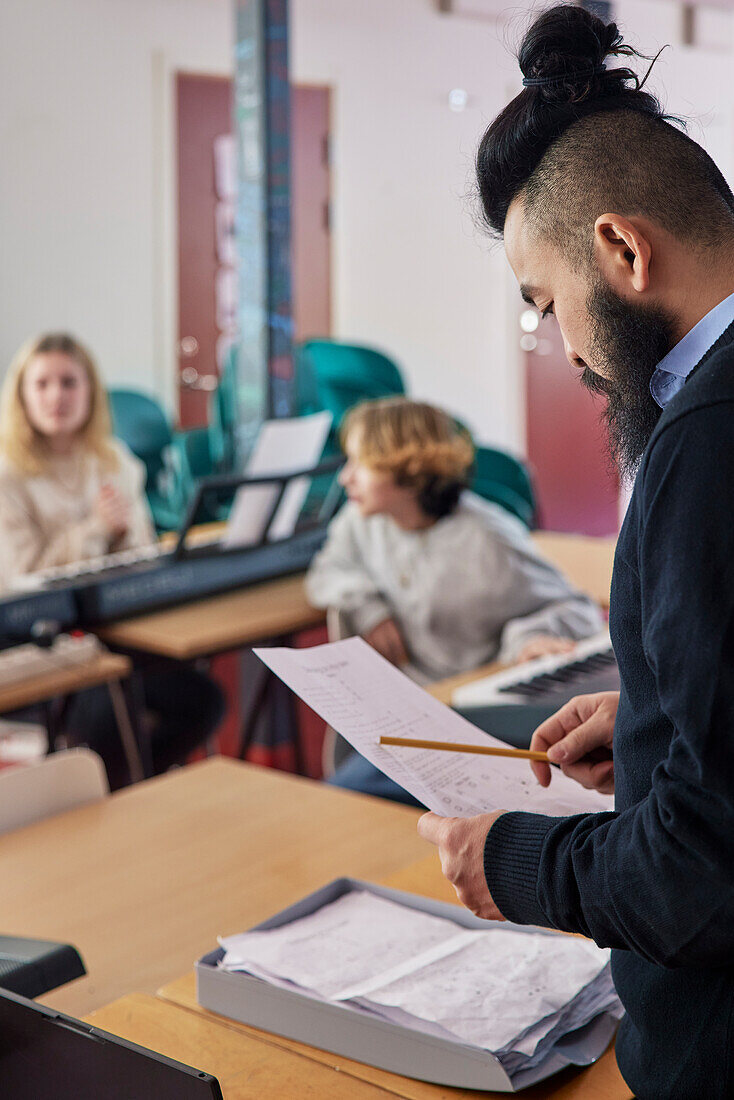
[417,5,734,1099]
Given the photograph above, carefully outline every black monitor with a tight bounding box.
[0,935,85,999]
[0,987,223,1099]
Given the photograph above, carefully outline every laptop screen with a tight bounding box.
[0,988,223,1099]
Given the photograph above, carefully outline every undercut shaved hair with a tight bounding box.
[477,4,734,257]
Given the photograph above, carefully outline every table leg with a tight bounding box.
[237,650,306,774]
[237,662,272,761]
[106,679,146,784]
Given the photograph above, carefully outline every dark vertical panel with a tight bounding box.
[235,0,268,454]
[235,0,293,461]
[265,0,294,417]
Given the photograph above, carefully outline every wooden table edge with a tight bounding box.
[0,652,132,714]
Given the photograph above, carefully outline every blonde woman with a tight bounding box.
[0,333,155,577]
[0,333,223,787]
[306,397,603,802]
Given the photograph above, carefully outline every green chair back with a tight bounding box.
[210,348,239,471]
[167,427,231,525]
[296,340,406,427]
[294,340,406,521]
[108,389,180,530]
[108,389,172,478]
[471,445,536,528]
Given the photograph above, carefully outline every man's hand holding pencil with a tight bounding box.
[529,691,618,797]
[416,691,619,920]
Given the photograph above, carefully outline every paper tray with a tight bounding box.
[195,878,617,1093]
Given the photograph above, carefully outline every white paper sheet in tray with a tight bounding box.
[196,878,620,1093]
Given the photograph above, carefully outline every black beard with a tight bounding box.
[581,283,676,482]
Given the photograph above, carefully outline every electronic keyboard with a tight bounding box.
[452,631,619,708]
[0,458,343,649]
[0,586,79,650]
[0,525,327,647]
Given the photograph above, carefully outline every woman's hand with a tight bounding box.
[95,484,130,541]
[514,634,576,664]
[529,691,619,796]
[364,617,409,667]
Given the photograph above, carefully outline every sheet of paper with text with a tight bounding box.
[223,411,332,548]
[255,637,614,817]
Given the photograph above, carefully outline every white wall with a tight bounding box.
[291,0,526,451]
[615,0,734,182]
[0,0,232,407]
[1,1,733,455]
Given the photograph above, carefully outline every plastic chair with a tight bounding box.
[296,339,406,427]
[0,748,109,836]
[166,427,231,524]
[209,347,239,471]
[108,389,180,531]
[295,340,406,518]
[164,351,239,522]
[471,445,537,528]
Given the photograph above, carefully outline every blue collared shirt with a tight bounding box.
[650,291,734,408]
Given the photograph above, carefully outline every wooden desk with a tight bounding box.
[86,994,394,1099]
[0,651,132,714]
[89,986,630,1099]
[94,533,615,661]
[2,755,628,1096]
[530,532,615,611]
[427,660,502,706]
[0,757,424,1017]
[96,573,324,659]
[150,854,631,1099]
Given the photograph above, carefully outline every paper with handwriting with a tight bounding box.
[255,637,614,817]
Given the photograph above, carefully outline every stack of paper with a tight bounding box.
[218,891,621,1083]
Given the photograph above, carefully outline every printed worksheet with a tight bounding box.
[220,890,473,999]
[255,637,615,817]
[352,922,610,1053]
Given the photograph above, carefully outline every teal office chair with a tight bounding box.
[295,339,406,519]
[209,348,239,472]
[166,426,233,524]
[296,339,406,427]
[107,389,181,532]
[470,445,537,528]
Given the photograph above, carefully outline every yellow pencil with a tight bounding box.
[378,735,549,762]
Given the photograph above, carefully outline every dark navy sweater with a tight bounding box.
[484,326,734,1099]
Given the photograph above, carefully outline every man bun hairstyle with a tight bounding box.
[477,3,734,251]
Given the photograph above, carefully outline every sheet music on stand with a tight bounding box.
[223,411,332,548]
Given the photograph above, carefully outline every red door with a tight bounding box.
[524,310,620,535]
[176,76,332,429]
[291,86,332,342]
[176,74,233,429]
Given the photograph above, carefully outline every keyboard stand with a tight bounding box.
[237,640,305,774]
[105,679,146,784]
